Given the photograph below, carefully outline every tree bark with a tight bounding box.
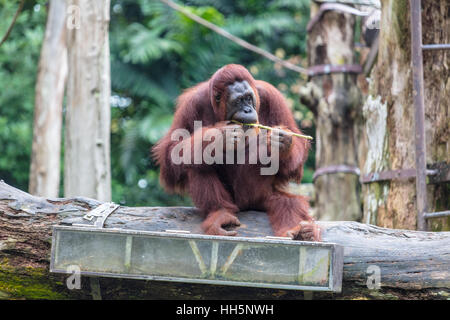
[29,0,68,198]
[301,2,363,222]
[361,0,449,230]
[65,0,112,202]
[0,181,448,300]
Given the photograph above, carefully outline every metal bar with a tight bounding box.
[360,168,438,184]
[53,225,337,247]
[55,269,338,292]
[210,242,219,276]
[221,244,243,275]
[298,247,307,284]
[313,165,361,181]
[124,236,133,271]
[89,278,102,300]
[361,168,416,183]
[188,241,207,275]
[424,211,450,219]
[422,44,450,51]
[410,0,428,231]
[304,291,314,300]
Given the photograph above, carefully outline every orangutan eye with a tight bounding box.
[215,93,221,102]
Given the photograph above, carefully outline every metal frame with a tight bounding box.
[313,165,360,181]
[308,0,449,230]
[410,0,450,230]
[50,225,344,292]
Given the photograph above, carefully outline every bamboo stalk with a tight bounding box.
[231,120,313,140]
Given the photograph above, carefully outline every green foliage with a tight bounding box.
[0,0,46,190]
[118,23,184,64]
[0,0,316,206]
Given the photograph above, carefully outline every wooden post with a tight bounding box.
[301,2,363,222]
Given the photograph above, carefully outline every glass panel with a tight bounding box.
[54,230,127,273]
[130,237,211,278]
[216,243,301,284]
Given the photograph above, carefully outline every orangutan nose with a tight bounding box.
[243,106,252,113]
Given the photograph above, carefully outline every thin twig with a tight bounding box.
[0,0,26,47]
[159,0,309,75]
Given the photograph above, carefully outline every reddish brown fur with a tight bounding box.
[153,64,320,241]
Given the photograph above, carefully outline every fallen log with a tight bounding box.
[0,181,448,299]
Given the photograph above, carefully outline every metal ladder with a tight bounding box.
[410,0,450,230]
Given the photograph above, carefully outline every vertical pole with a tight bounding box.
[89,277,102,300]
[410,0,427,231]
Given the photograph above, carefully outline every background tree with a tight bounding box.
[300,2,363,222]
[361,0,449,230]
[0,0,47,191]
[29,0,67,198]
[64,0,112,201]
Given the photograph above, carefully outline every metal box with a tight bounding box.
[50,225,343,292]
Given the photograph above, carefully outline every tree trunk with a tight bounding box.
[361,0,449,230]
[65,0,111,202]
[29,0,68,198]
[301,2,362,222]
[0,181,448,300]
